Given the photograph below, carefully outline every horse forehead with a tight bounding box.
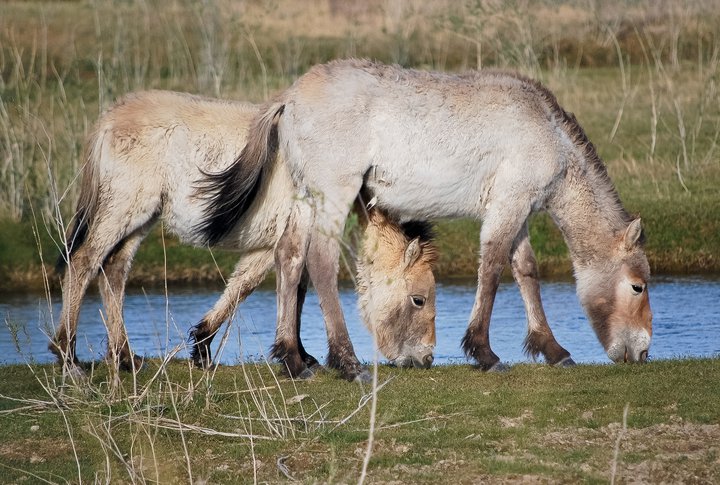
[621,254,651,281]
[404,268,435,293]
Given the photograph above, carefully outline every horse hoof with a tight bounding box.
[119,356,145,373]
[296,367,316,380]
[308,362,324,373]
[556,357,576,368]
[64,363,88,382]
[487,361,510,373]
[354,369,372,383]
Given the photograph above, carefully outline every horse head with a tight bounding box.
[356,210,438,368]
[577,218,652,363]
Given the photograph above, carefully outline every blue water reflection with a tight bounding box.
[1,276,718,367]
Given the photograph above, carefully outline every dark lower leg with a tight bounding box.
[306,234,365,381]
[462,243,508,370]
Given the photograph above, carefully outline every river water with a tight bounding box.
[1,276,718,367]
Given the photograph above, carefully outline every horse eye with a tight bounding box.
[411,295,426,308]
[631,284,644,294]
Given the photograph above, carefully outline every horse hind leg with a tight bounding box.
[271,201,315,379]
[189,249,274,368]
[98,221,155,372]
[510,225,573,366]
[52,222,128,373]
[51,244,103,372]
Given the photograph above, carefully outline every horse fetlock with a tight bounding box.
[282,356,310,379]
[117,352,144,373]
[468,344,501,371]
[461,330,499,370]
[301,352,321,370]
[524,331,571,365]
[189,324,216,368]
[49,337,78,366]
[327,352,366,381]
[190,340,213,368]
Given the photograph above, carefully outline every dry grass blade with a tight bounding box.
[129,416,275,441]
[375,412,465,431]
[331,376,394,432]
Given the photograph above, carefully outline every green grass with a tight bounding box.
[0,358,718,482]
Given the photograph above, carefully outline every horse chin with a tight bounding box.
[606,327,651,363]
[388,344,434,369]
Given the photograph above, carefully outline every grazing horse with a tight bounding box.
[198,59,652,377]
[52,90,438,379]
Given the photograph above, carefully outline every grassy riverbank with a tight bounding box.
[1,0,720,292]
[1,358,718,482]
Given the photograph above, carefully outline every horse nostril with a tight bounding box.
[639,350,648,363]
[423,354,434,368]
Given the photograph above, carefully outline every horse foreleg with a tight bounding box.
[306,230,368,382]
[271,203,314,379]
[462,204,532,371]
[510,226,573,366]
[98,226,151,372]
[190,249,274,368]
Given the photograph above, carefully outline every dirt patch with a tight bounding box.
[542,422,720,483]
[0,437,71,464]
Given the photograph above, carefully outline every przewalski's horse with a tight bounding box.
[53,90,438,380]
[198,59,652,375]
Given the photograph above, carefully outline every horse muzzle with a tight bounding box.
[606,328,651,363]
[390,344,435,369]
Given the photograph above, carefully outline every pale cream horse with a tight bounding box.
[198,59,652,377]
[52,90,438,380]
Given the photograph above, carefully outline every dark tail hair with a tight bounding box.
[56,129,103,276]
[55,209,91,276]
[194,102,285,246]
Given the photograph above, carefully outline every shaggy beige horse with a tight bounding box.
[52,90,437,380]
[199,59,652,376]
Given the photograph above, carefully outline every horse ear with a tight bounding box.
[623,218,643,250]
[404,237,422,269]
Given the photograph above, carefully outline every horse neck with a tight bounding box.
[547,163,629,271]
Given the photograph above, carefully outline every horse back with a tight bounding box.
[281,60,571,219]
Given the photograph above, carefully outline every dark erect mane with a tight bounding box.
[401,220,436,243]
[511,72,636,229]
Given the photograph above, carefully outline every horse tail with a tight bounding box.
[194,102,285,246]
[55,127,104,276]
